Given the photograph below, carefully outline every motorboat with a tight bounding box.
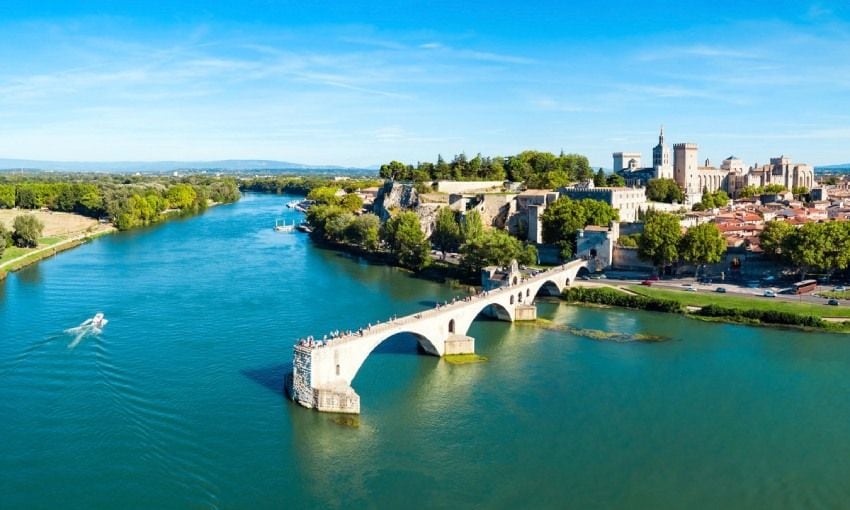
[92,312,108,328]
[274,219,296,232]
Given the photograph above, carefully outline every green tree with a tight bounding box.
[606,174,626,187]
[783,222,850,276]
[638,211,681,270]
[646,178,684,203]
[541,197,618,258]
[431,207,461,256]
[460,209,484,243]
[0,222,8,256]
[593,168,606,187]
[792,185,809,197]
[763,184,787,193]
[306,186,340,205]
[339,193,363,212]
[737,185,761,198]
[0,185,14,208]
[16,186,39,209]
[679,223,726,265]
[382,211,431,270]
[618,233,640,248]
[379,160,413,180]
[305,204,347,240]
[12,213,45,248]
[345,213,380,250]
[759,221,794,260]
[461,229,536,272]
[166,184,197,210]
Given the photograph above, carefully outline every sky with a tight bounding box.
[0,0,849,168]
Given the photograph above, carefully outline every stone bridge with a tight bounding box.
[289,259,589,414]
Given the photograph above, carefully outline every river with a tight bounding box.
[2,192,850,509]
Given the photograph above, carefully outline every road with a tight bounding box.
[588,275,845,306]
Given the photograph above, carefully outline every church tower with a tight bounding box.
[652,126,673,179]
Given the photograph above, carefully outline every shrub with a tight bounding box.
[561,287,684,313]
[694,304,825,328]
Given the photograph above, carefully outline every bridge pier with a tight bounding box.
[444,334,475,355]
[287,259,590,415]
[514,304,537,321]
[314,384,361,414]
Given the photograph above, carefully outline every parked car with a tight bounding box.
[715,287,727,293]
[686,286,697,292]
[828,298,840,306]
[764,290,776,298]
[834,286,847,292]
[589,274,607,280]
[641,280,653,286]
[579,275,590,280]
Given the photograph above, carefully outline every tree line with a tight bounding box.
[379,150,595,189]
[636,210,727,272]
[0,175,240,231]
[239,176,382,196]
[759,220,850,276]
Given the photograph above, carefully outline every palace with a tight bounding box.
[616,128,815,203]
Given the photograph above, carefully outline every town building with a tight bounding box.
[558,181,647,222]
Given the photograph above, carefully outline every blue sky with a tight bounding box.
[0,1,849,167]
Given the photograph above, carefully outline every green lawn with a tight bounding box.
[628,285,850,318]
[819,290,850,300]
[0,235,67,265]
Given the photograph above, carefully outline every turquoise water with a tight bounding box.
[3,192,850,509]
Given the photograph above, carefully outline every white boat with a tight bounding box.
[274,219,296,232]
[92,312,108,328]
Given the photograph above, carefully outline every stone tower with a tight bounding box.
[652,126,673,179]
[673,143,699,195]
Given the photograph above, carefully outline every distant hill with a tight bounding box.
[816,163,850,172]
[0,158,375,175]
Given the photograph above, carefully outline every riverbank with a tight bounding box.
[562,285,850,333]
[0,231,113,279]
[311,236,479,286]
[0,201,230,279]
[0,209,117,278]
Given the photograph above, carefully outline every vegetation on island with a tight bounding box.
[443,353,488,365]
[378,150,595,188]
[0,175,240,231]
[239,175,381,196]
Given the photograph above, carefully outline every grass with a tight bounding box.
[819,290,850,300]
[443,353,488,364]
[0,235,67,265]
[628,285,850,319]
[530,317,669,342]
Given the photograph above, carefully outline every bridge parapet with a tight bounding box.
[288,259,588,413]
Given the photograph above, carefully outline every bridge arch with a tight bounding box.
[535,279,562,297]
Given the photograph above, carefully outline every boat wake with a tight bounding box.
[65,313,108,349]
